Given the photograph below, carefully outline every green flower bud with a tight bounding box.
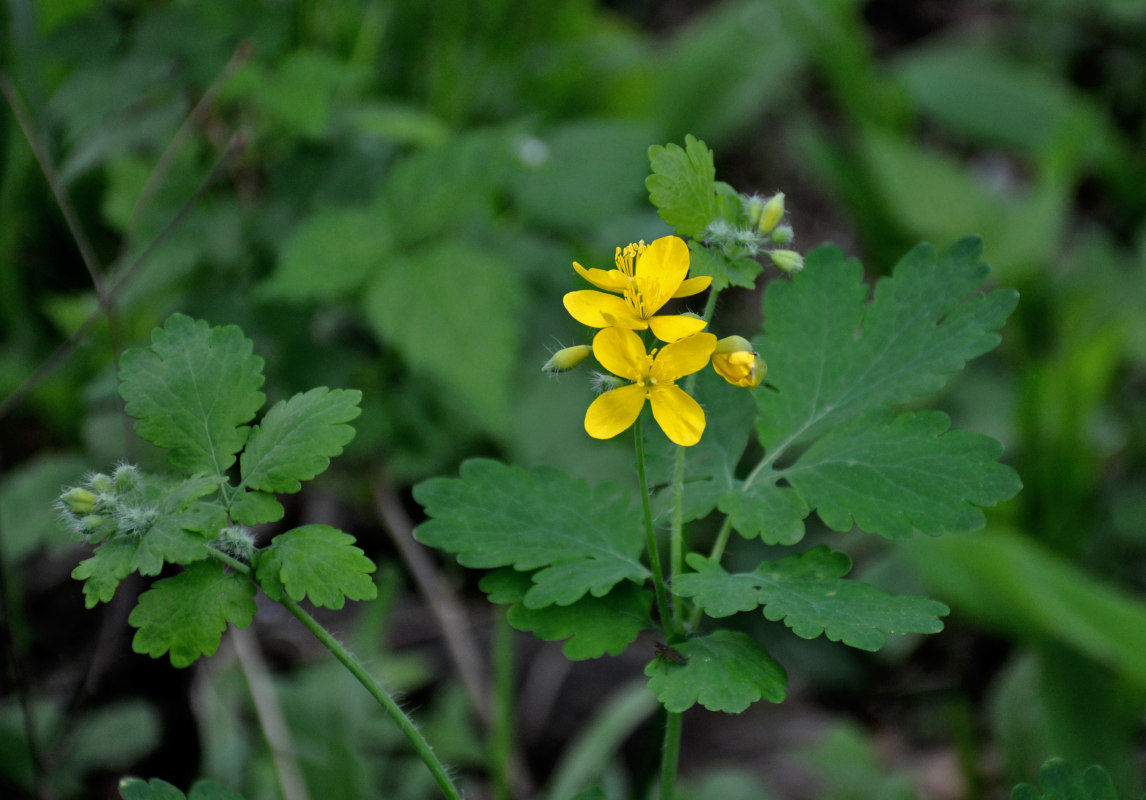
[758,193,785,234]
[214,525,256,563]
[543,345,593,374]
[89,473,113,494]
[769,249,804,275]
[112,463,141,492]
[61,487,98,515]
[769,224,794,245]
[744,194,767,228]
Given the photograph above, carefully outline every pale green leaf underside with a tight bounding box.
[644,630,787,713]
[481,569,652,660]
[414,459,649,607]
[129,560,256,668]
[756,237,1018,451]
[240,387,362,494]
[255,524,377,609]
[674,549,948,651]
[646,134,717,237]
[118,314,265,475]
[781,408,1022,539]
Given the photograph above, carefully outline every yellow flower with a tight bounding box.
[711,336,766,388]
[564,236,712,342]
[584,327,717,446]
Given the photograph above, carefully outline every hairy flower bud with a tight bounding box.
[543,345,593,374]
[769,249,804,275]
[712,336,766,388]
[769,224,794,245]
[61,487,98,515]
[758,193,785,235]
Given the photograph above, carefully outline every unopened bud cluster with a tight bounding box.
[700,191,802,273]
[57,464,158,543]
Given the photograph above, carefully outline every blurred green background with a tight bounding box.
[2,1,1146,798]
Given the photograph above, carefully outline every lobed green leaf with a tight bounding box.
[646,134,717,237]
[756,237,1018,450]
[781,408,1021,539]
[255,524,377,610]
[673,549,948,651]
[644,630,787,713]
[118,315,265,476]
[129,560,257,668]
[240,387,362,494]
[480,569,652,660]
[414,459,649,607]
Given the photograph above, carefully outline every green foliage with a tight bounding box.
[239,387,362,494]
[646,134,717,237]
[118,315,266,475]
[67,316,372,666]
[119,777,245,800]
[673,549,947,651]
[479,569,652,660]
[255,524,377,609]
[1011,759,1123,800]
[414,460,649,607]
[644,631,787,713]
[128,561,257,668]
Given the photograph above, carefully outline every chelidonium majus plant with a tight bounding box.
[413,135,1022,795]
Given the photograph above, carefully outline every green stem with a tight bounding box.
[210,549,464,800]
[659,711,683,800]
[668,287,723,630]
[635,417,674,637]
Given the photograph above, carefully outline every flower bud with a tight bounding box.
[758,193,785,235]
[744,194,767,228]
[769,224,794,245]
[543,345,592,374]
[769,249,804,275]
[61,487,98,515]
[89,473,113,494]
[112,463,141,492]
[712,336,766,389]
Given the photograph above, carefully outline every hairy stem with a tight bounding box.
[635,417,675,637]
[210,549,464,800]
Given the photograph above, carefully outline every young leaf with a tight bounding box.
[686,241,762,292]
[414,459,649,607]
[756,237,1018,450]
[646,134,717,237]
[73,537,137,607]
[118,315,265,475]
[480,569,652,660]
[239,387,362,494]
[644,630,787,713]
[781,408,1021,539]
[673,549,948,651]
[255,524,377,609]
[1011,758,1120,800]
[129,560,257,668]
[130,505,221,576]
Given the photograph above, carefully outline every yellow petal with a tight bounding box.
[564,291,645,329]
[585,384,646,439]
[647,314,708,342]
[649,385,706,446]
[573,262,629,293]
[591,327,647,379]
[635,236,690,311]
[671,275,712,298]
[652,332,717,381]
